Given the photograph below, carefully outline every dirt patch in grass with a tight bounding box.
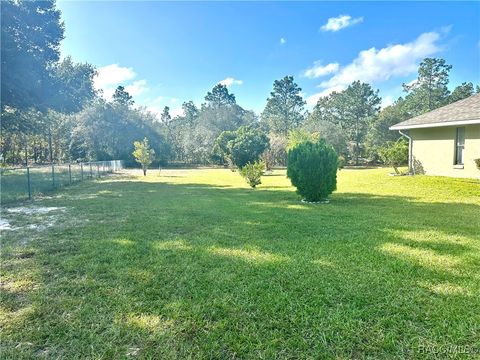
[0,219,14,230]
[1,206,80,249]
[5,206,66,216]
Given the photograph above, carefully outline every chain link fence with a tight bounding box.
[1,160,123,204]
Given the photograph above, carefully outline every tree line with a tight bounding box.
[1,0,478,168]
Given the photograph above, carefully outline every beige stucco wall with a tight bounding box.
[409,124,480,179]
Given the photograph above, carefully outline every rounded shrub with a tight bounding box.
[287,139,338,202]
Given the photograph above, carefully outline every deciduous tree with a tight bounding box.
[133,138,155,176]
[379,140,408,175]
[1,0,64,111]
[51,56,97,113]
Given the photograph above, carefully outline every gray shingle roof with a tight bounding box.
[390,93,480,130]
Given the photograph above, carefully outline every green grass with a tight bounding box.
[1,168,479,359]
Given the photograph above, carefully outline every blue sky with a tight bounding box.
[57,1,480,117]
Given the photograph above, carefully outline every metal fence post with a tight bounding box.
[68,164,72,184]
[90,163,93,178]
[81,163,84,181]
[52,164,55,188]
[97,163,100,177]
[27,166,31,200]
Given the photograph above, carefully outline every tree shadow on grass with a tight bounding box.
[2,179,479,358]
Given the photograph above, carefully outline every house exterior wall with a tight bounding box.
[409,124,480,179]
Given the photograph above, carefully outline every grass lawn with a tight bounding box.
[1,168,479,359]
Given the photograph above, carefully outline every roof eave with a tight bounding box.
[390,119,480,131]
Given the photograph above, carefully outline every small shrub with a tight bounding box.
[287,140,338,202]
[338,155,346,169]
[379,140,408,174]
[239,161,265,188]
[475,158,480,170]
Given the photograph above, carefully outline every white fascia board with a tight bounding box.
[389,119,480,131]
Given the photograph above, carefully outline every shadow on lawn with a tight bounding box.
[2,179,479,358]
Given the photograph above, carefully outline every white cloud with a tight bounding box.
[94,64,149,100]
[125,80,148,97]
[100,87,116,100]
[218,77,243,87]
[321,15,363,32]
[95,64,136,89]
[280,37,287,45]
[304,62,339,79]
[306,31,443,106]
[122,82,182,120]
[152,96,164,104]
[320,32,441,90]
[381,95,394,108]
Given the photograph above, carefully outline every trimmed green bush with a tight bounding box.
[239,161,265,188]
[287,140,338,202]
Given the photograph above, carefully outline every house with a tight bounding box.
[390,94,480,179]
